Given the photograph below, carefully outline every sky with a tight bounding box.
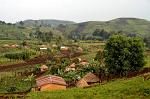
[0,0,150,23]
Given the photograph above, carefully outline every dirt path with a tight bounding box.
[0,55,52,72]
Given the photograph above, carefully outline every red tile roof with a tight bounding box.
[36,75,67,87]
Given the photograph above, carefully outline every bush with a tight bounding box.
[94,49,104,66]
[4,51,36,60]
[104,35,145,76]
[0,76,34,93]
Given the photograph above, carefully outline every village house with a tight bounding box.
[40,47,48,50]
[40,65,48,72]
[11,44,19,48]
[64,63,76,72]
[80,61,89,66]
[76,72,100,88]
[77,47,83,53]
[40,45,48,50]
[52,44,58,48]
[60,46,69,54]
[77,58,82,62]
[36,75,67,91]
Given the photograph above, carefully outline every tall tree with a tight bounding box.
[104,35,145,76]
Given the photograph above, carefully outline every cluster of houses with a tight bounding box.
[39,44,83,54]
[34,72,100,91]
[33,58,100,92]
[64,59,89,72]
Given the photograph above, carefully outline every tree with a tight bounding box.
[94,49,105,66]
[93,29,110,40]
[19,21,24,26]
[104,35,145,76]
[143,36,150,48]
[22,41,27,46]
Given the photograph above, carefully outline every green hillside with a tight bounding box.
[61,18,150,36]
[0,22,32,40]
[27,76,150,99]
[0,22,63,40]
[1,18,150,40]
[16,19,76,27]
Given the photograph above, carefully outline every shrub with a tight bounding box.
[94,49,105,66]
[4,51,36,60]
[104,35,145,76]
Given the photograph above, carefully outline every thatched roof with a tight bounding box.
[82,72,100,83]
[64,63,76,72]
[69,63,76,68]
[36,75,67,87]
[80,62,89,66]
[77,47,83,52]
[76,79,89,88]
[52,44,58,48]
[40,65,48,69]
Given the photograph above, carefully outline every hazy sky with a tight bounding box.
[0,0,150,23]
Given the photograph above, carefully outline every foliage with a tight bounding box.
[93,29,110,40]
[31,27,54,42]
[21,40,28,46]
[144,35,150,48]
[4,51,36,60]
[33,64,41,74]
[104,35,145,76]
[94,49,104,65]
[0,76,34,93]
[63,71,80,82]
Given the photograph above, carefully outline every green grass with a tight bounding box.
[27,76,150,99]
[0,40,41,65]
[145,56,150,67]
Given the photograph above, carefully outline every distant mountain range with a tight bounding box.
[16,19,76,27]
[0,18,150,40]
[59,18,150,36]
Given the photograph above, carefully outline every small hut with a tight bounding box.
[77,47,83,53]
[52,44,58,48]
[40,65,48,72]
[36,75,67,91]
[76,72,100,88]
[10,44,19,48]
[60,46,69,54]
[80,62,89,66]
[64,63,76,72]
[76,79,89,88]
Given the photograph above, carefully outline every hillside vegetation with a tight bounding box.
[0,18,150,40]
[63,18,150,36]
[16,19,76,27]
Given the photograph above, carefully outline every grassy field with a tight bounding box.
[0,40,41,65]
[145,56,150,67]
[27,76,150,99]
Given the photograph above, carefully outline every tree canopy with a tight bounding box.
[104,35,145,76]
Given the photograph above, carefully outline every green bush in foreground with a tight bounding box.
[104,35,145,76]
